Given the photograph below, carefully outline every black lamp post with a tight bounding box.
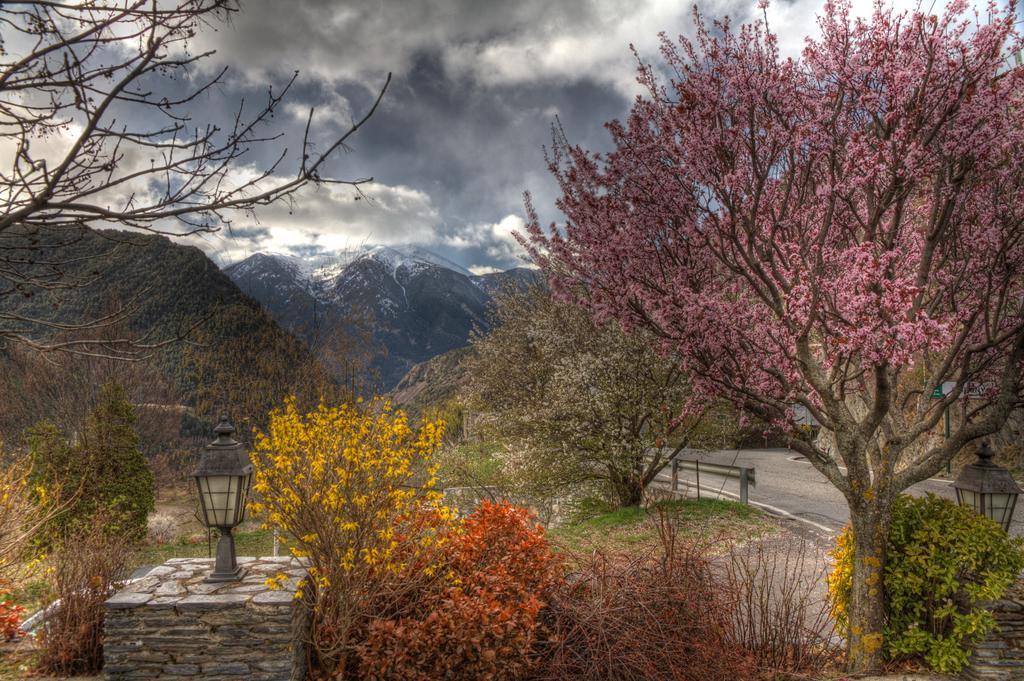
[953,442,1022,532]
[192,414,253,582]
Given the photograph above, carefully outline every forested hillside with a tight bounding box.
[0,228,321,438]
[389,345,472,417]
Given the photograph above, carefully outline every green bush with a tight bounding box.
[829,494,1024,673]
[28,383,154,544]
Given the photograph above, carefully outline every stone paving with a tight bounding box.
[104,556,309,681]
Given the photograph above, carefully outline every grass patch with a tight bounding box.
[662,497,761,522]
[134,528,276,567]
[438,440,508,490]
[549,497,771,555]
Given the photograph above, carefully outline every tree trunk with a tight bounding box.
[846,501,891,673]
[609,469,644,507]
[622,486,643,507]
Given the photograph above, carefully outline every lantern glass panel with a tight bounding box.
[198,474,239,527]
[237,471,252,523]
[956,487,981,514]
[989,492,1013,529]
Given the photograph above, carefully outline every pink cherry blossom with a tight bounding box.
[523,2,1024,668]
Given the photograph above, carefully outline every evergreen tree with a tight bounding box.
[29,383,155,543]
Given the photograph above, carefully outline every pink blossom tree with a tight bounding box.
[525,1,1024,671]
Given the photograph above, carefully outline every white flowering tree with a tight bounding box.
[462,287,737,507]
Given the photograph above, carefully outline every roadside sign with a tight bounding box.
[963,381,995,400]
[931,381,957,399]
[930,381,994,400]
[793,404,820,427]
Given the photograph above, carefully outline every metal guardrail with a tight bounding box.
[659,457,756,505]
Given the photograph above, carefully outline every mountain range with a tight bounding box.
[225,246,540,388]
[0,229,540,438]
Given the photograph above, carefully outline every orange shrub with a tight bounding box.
[358,502,562,680]
[0,581,25,641]
[448,501,562,594]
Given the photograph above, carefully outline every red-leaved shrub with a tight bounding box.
[358,501,562,680]
[0,581,25,641]
[447,499,562,594]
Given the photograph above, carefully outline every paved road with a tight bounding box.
[651,448,1024,539]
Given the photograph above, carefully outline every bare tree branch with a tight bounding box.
[0,1,390,355]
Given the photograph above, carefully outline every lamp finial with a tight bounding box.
[213,413,235,443]
[978,441,995,465]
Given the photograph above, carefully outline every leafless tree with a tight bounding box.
[0,0,390,355]
[0,320,181,451]
[304,303,383,399]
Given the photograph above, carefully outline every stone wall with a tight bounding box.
[962,578,1024,680]
[104,556,309,681]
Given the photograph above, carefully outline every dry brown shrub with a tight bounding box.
[532,508,756,681]
[35,518,133,676]
[146,512,179,544]
[724,534,840,679]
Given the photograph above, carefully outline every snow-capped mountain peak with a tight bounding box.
[357,245,472,278]
[227,251,329,290]
[227,245,472,293]
[224,245,540,389]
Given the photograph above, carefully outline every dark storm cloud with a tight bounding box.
[288,244,330,258]
[224,225,271,241]
[176,0,850,270]
[342,53,627,224]
[202,0,610,86]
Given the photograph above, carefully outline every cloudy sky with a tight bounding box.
[183,0,946,274]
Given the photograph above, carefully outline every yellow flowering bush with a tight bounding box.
[0,453,57,584]
[826,527,853,637]
[249,396,449,674]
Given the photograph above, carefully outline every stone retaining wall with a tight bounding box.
[963,578,1024,680]
[104,556,309,681]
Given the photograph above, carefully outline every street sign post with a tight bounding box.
[931,380,995,400]
[931,381,957,474]
[931,380,957,399]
